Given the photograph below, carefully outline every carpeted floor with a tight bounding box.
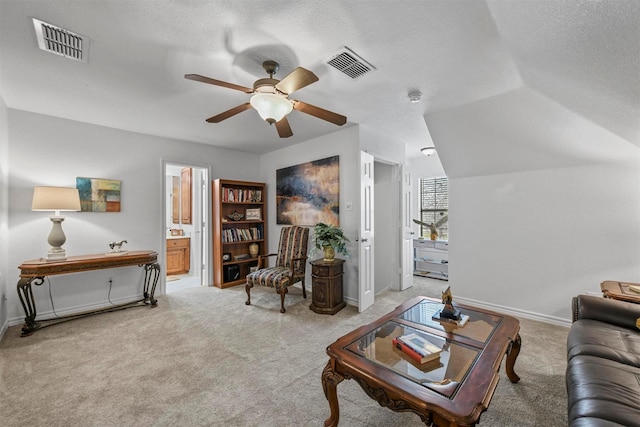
[0,277,568,426]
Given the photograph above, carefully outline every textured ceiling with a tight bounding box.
[1,1,638,177]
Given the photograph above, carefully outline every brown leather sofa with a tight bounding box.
[566,294,640,426]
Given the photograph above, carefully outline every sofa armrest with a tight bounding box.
[572,294,640,330]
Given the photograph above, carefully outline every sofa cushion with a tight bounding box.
[567,319,640,367]
[567,355,640,427]
[570,418,629,427]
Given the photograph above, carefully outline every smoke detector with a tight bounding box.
[32,18,90,63]
[408,91,422,103]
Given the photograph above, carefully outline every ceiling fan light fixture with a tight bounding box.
[421,147,436,156]
[250,93,293,124]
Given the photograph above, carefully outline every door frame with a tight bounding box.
[161,159,212,294]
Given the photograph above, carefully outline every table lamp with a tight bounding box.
[32,186,81,260]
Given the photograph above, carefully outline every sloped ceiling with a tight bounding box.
[0,1,638,178]
[427,0,640,178]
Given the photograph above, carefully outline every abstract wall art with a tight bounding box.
[76,177,121,212]
[276,155,340,226]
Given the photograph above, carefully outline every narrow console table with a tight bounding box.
[17,250,160,337]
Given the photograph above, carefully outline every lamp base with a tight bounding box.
[46,216,67,261]
[46,248,67,261]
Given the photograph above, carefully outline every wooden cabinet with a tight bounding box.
[166,237,190,275]
[212,179,266,288]
[171,168,192,224]
[181,167,192,224]
[172,176,180,224]
[310,259,346,315]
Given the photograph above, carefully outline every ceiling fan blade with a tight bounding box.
[292,100,347,126]
[185,74,253,93]
[206,103,252,123]
[275,117,293,138]
[275,67,319,95]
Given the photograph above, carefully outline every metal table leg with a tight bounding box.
[143,262,160,307]
[17,277,44,336]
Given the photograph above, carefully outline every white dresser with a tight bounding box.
[413,239,448,280]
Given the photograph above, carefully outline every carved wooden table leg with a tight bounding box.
[505,333,521,383]
[322,359,344,427]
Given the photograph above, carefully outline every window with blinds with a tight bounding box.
[419,177,448,240]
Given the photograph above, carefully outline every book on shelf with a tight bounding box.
[628,284,640,294]
[393,333,442,364]
[222,187,262,203]
[221,226,263,243]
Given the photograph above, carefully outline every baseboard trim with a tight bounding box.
[453,296,571,327]
[344,294,571,326]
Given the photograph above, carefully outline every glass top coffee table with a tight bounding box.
[321,296,521,426]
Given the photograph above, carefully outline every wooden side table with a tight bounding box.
[310,258,346,315]
[600,280,640,304]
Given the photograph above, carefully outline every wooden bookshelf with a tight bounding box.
[212,179,266,288]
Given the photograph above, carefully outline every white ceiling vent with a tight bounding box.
[325,46,375,80]
[32,18,89,63]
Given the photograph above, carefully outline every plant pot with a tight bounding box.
[323,245,335,262]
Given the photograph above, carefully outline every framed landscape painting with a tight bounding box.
[76,177,121,212]
[276,155,339,226]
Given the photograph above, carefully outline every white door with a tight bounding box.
[400,167,414,290]
[197,169,209,286]
[359,151,375,312]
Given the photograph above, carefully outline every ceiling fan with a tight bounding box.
[185,60,347,138]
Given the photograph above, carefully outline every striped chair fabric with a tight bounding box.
[245,226,309,313]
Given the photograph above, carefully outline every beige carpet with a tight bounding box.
[0,277,568,426]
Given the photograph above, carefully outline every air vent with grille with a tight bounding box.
[32,18,90,63]
[325,46,375,80]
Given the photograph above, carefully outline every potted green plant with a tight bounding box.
[312,222,350,261]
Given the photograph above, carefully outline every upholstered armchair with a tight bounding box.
[245,226,309,313]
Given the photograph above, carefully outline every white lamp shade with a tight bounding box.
[250,93,293,124]
[32,186,81,212]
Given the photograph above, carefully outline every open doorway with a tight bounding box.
[359,153,407,313]
[164,162,210,293]
[373,160,401,295]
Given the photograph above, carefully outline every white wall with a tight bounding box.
[260,126,361,302]
[5,110,260,325]
[359,125,406,164]
[0,97,8,334]
[449,158,640,322]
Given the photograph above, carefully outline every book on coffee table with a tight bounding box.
[393,333,442,364]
